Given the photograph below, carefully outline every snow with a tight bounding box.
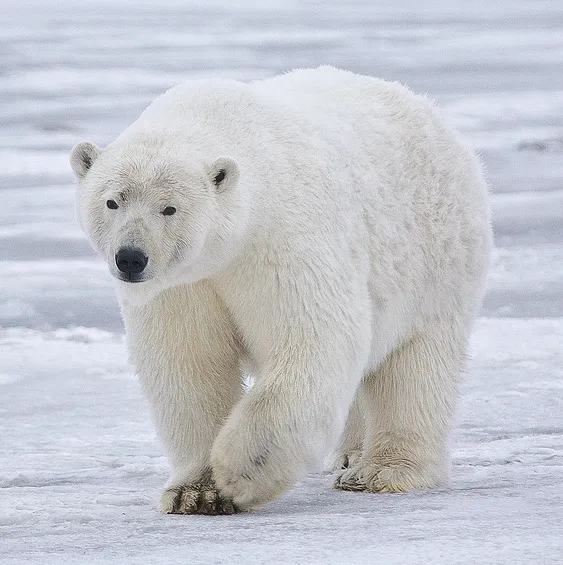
[1,321,562,564]
[0,0,562,563]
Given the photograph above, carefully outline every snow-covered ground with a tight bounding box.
[1,1,562,563]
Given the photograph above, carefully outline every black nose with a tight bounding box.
[115,247,148,275]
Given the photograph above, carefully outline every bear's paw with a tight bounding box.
[159,481,239,515]
[334,456,444,493]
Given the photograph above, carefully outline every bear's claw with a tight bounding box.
[328,449,363,473]
[160,482,239,515]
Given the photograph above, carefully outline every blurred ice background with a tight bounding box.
[0,1,562,563]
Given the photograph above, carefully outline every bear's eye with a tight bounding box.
[214,169,226,186]
[106,199,118,210]
[162,206,176,216]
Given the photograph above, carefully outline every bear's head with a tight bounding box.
[70,138,247,299]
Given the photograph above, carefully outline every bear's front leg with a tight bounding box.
[121,283,244,515]
[210,342,368,510]
[211,270,371,511]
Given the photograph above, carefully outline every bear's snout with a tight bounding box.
[115,247,148,282]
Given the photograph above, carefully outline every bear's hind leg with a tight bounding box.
[335,318,466,493]
[328,391,364,472]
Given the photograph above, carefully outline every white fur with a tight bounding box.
[71,66,492,513]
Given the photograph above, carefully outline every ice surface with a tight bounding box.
[0,0,561,563]
[1,321,561,564]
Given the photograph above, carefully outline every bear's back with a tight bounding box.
[120,67,437,147]
[250,66,437,133]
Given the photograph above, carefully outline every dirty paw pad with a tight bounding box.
[161,483,239,515]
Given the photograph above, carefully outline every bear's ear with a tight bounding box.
[206,157,239,193]
[70,142,101,180]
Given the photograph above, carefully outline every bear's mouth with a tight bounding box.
[116,272,147,284]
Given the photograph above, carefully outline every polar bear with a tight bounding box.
[71,66,491,515]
